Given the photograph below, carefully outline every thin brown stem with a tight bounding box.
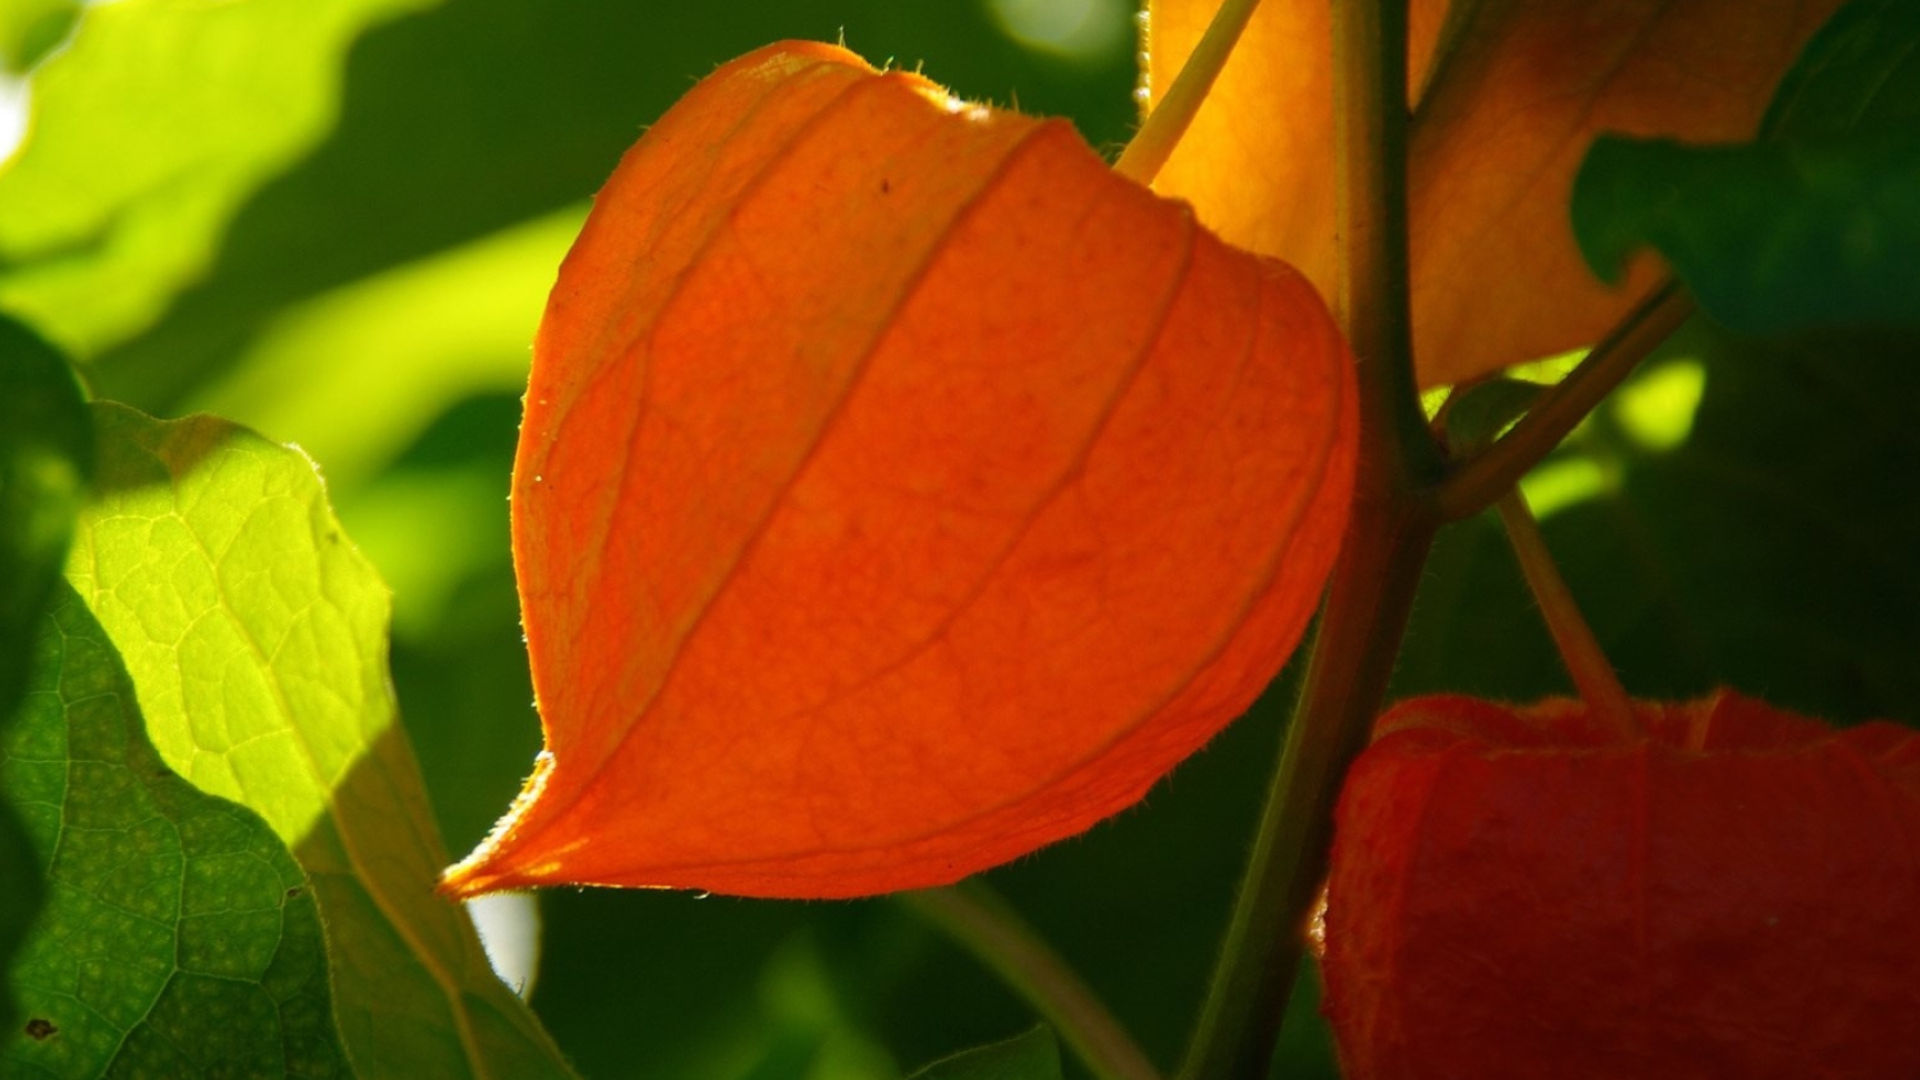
[902,883,1163,1080]
[1436,282,1695,520]
[1495,489,1639,738]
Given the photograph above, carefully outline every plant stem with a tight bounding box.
[1114,0,1264,184]
[1495,489,1639,738]
[1328,1,1438,476]
[1176,503,1435,1080]
[902,883,1163,1080]
[1178,3,1438,1078]
[1435,281,1694,520]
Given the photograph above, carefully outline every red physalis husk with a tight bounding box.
[1323,689,1920,1080]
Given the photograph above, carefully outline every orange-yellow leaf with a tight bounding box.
[441,42,1357,900]
[1146,0,1843,386]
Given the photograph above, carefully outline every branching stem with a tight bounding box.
[1437,282,1694,520]
[1129,1,1688,1076]
[1177,3,1438,1079]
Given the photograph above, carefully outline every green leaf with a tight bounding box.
[906,1028,1062,1080]
[0,313,90,1036]
[2,582,350,1078]
[1569,0,1920,334]
[1571,133,1920,334]
[0,315,88,740]
[84,0,1137,413]
[1762,0,1920,141]
[0,811,35,1048]
[0,0,439,359]
[0,0,75,74]
[64,403,575,1079]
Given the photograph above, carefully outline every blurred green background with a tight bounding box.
[3,1,1915,1077]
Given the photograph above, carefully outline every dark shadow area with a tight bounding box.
[293,702,573,1076]
[1396,321,1920,728]
[0,315,93,1036]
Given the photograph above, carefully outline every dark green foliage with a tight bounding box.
[0,315,90,1042]
[1572,0,1920,334]
[2,585,349,1079]
[908,1028,1062,1080]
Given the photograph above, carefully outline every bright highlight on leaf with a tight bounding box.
[66,404,575,1079]
[1145,0,1844,385]
[1321,691,1920,1080]
[0,0,437,357]
[444,41,1358,900]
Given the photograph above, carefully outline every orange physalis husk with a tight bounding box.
[1321,690,1920,1080]
[1146,0,1844,386]
[440,41,1358,900]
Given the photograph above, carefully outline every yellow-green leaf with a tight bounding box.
[2,583,350,1078]
[0,0,437,358]
[64,402,575,1079]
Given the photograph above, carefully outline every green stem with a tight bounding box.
[1328,0,1424,460]
[1495,489,1639,738]
[902,883,1163,1080]
[1114,0,1265,184]
[1435,281,1694,520]
[1176,503,1435,1080]
[1178,3,1437,1078]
